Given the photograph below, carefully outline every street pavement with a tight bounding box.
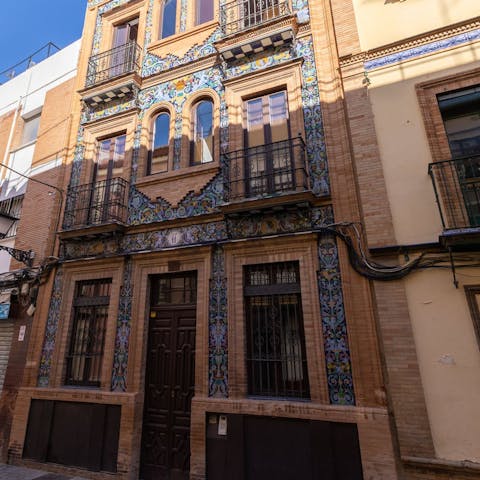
[0,464,88,480]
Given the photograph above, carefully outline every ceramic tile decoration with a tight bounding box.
[37,268,64,387]
[111,259,133,391]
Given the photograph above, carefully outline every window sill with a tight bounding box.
[135,161,219,189]
[147,19,219,53]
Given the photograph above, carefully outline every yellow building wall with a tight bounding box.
[351,0,479,51]
[367,43,480,245]
[366,40,480,462]
[404,269,480,462]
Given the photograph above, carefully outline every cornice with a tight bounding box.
[339,17,480,70]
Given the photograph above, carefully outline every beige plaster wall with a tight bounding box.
[351,0,478,51]
[404,268,480,462]
[366,43,480,245]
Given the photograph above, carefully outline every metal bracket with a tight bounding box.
[0,245,34,267]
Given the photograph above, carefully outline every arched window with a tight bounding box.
[149,112,170,174]
[191,99,214,165]
[160,0,177,39]
[195,0,214,25]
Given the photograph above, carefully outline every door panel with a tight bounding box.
[141,300,196,480]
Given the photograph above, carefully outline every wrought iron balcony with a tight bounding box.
[220,0,290,36]
[429,155,480,230]
[224,137,309,202]
[85,42,141,88]
[63,177,129,230]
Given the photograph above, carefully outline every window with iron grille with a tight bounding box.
[244,261,310,399]
[65,279,112,387]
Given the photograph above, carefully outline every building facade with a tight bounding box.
[1,0,479,479]
[336,2,480,479]
[0,41,80,457]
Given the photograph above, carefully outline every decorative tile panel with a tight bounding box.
[365,27,480,71]
[209,245,228,397]
[111,258,133,391]
[37,268,64,387]
[318,236,355,405]
[128,173,224,225]
[142,31,222,78]
[69,126,85,189]
[297,37,330,196]
[227,209,311,239]
[81,98,137,124]
[121,221,228,253]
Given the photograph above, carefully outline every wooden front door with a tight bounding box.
[140,273,197,480]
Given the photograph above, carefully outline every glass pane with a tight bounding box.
[21,114,41,144]
[193,100,214,164]
[269,91,288,143]
[96,139,111,181]
[196,0,214,24]
[246,98,264,147]
[161,0,177,39]
[151,113,170,174]
[112,134,126,176]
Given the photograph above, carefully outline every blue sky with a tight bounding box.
[0,1,88,76]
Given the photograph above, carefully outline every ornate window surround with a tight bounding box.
[45,258,124,390]
[81,111,138,185]
[224,234,329,403]
[96,0,147,54]
[224,60,306,152]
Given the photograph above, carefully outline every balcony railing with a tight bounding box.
[220,0,290,36]
[63,177,129,230]
[224,137,309,202]
[429,155,480,230]
[85,42,141,88]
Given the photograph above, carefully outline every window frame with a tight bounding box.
[20,112,42,146]
[464,285,480,348]
[190,97,215,166]
[148,110,172,175]
[158,0,180,40]
[244,261,310,399]
[194,0,214,26]
[64,278,113,387]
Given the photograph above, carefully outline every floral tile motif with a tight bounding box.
[61,237,121,260]
[81,98,137,124]
[296,37,330,196]
[128,173,224,225]
[142,40,222,78]
[227,209,311,239]
[318,236,355,405]
[121,221,228,252]
[111,258,133,391]
[69,127,85,189]
[37,268,64,387]
[209,245,228,397]
[224,45,294,79]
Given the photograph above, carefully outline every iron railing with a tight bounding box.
[85,42,141,87]
[429,155,480,230]
[63,177,129,230]
[220,0,290,35]
[224,137,309,202]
